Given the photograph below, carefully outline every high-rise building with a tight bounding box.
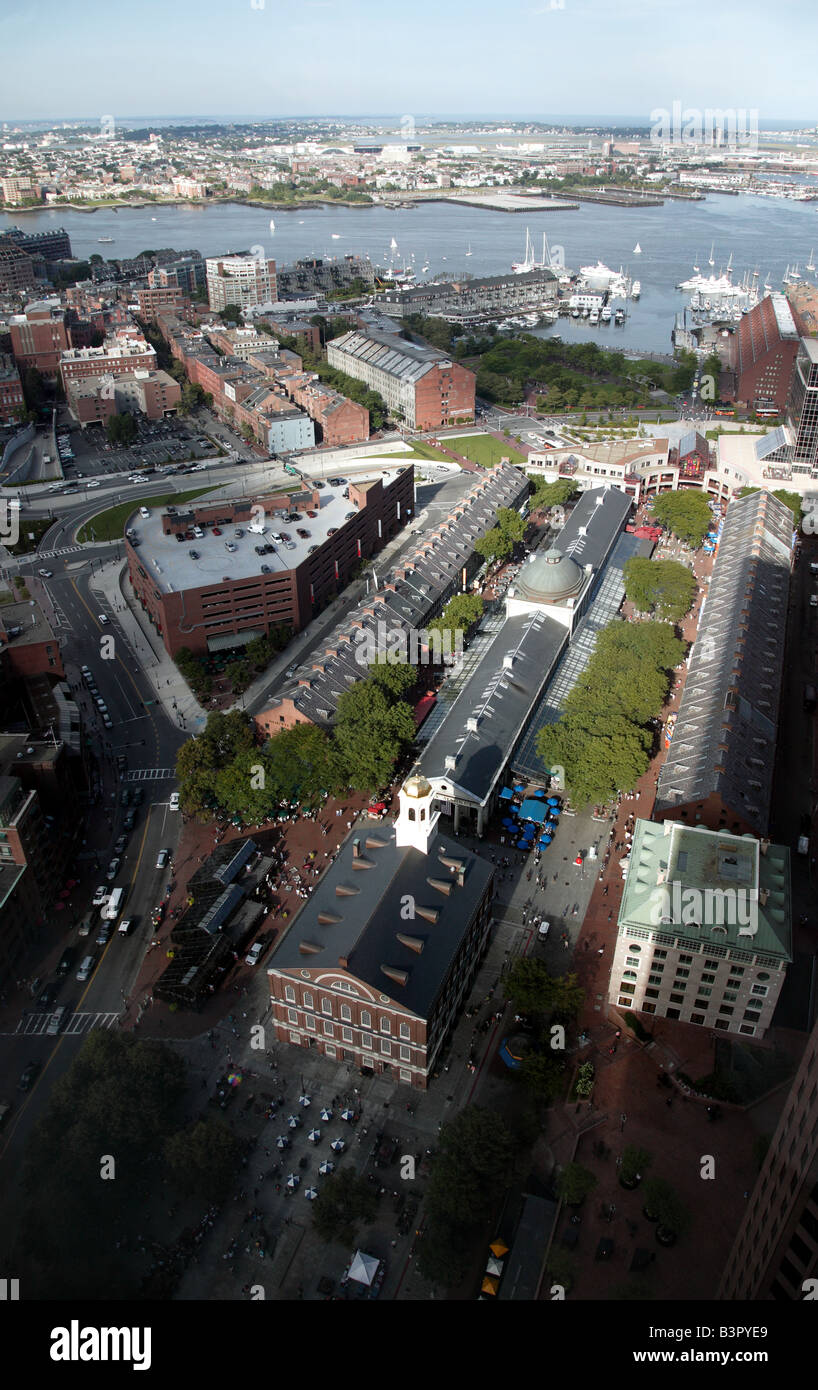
[0,236,37,294]
[205,255,277,312]
[719,1019,818,1299]
[787,337,818,472]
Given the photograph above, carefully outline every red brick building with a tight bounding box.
[727,292,802,414]
[136,285,188,319]
[326,328,475,429]
[67,368,181,427]
[10,302,71,376]
[59,336,157,390]
[287,377,370,445]
[126,468,415,658]
[0,601,64,681]
[266,777,495,1089]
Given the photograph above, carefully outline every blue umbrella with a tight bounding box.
[516,840,528,849]
[547,797,560,806]
[513,784,525,793]
[534,789,547,799]
[549,808,561,819]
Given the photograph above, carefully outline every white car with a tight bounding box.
[245,941,264,966]
[156,848,169,870]
[98,614,109,624]
[537,920,551,940]
[87,480,100,488]
[92,885,108,906]
[106,858,120,882]
[76,954,96,983]
[169,792,180,811]
[38,569,53,578]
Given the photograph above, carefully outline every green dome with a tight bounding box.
[512,548,585,605]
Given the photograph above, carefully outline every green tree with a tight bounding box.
[650,491,712,549]
[529,476,579,510]
[367,658,417,700]
[642,1177,690,1236]
[738,486,803,529]
[219,304,243,324]
[106,412,138,446]
[426,1107,514,1227]
[263,722,337,805]
[622,557,697,621]
[311,1169,378,1246]
[556,1162,597,1206]
[165,1116,242,1201]
[518,1050,567,1101]
[333,681,415,791]
[620,1145,652,1185]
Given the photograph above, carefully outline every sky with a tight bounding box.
[1,0,816,125]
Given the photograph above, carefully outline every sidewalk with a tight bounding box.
[90,556,205,734]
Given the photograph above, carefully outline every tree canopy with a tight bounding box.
[418,1106,515,1287]
[650,491,712,549]
[311,1169,378,1246]
[623,556,697,621]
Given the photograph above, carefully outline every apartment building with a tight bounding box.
[655,490,792,838]
[205,254,277,311]
[719,1017,818,1299]
[59,336,157,390]
[136,285,188,319]
[1,176,41,205]
[379,267,557,324]
[3,226,72,261]
[327,328,475,429]
[787,337,818,472]
[286,377,370,446]
[266,776,495,1089]
[609,819,791,1039]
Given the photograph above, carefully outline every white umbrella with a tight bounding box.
[304,1186,318,1201]
[299,1094,311,1107]
[288,1115,300,1129]
[319,1160,335,1175]
[320,1107,332,1121]
[348,1249,380,1286]
[308,1128,321,1143]
[286,1173,300,1189]
[276,1135,290,1149]
[341,1108,355,1121]
[330,1138,345,1153]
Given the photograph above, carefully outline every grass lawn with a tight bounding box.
[445,433,527,466]
[76,487,213,543]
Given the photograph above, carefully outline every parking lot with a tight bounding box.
[53,410,227,480]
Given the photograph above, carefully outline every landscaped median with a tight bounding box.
[76,488,214,543]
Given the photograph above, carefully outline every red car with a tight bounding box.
[212,526,222,536]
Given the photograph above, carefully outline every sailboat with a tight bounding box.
[465,243,472,257]
[808,249,817,273]
[763,272,772,293]
[708,243,715,267]
[633,242,642,254]
[693,254,700,272]
[331,233,340,239]
[512,227,536,273]
[269,219,276,232]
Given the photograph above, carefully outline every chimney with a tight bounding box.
[338,956,349,969]
[445,755,457,772]
[352,838,360,859]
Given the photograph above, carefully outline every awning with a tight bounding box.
[206,628,264,654]
[519,798,547,825]
[348,1250,380,1286]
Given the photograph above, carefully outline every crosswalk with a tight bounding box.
[125,767,175,782]
[10,1011,120,1037]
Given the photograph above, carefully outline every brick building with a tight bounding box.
[327,328,475,429]
[286,377,370,446]
[126,468,414,658]
[727,293,802,414]
[266,776,495,1089]
[136,285,188,319]
[0,601,64,681]
[3,226,72,261]
[59,336,157,390]
[67,368,181,427]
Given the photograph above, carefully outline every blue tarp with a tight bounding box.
[519,798,547,825]
[499,787,514,800]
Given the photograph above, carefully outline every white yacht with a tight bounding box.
[631,280,641,299]
[589,308,600,324]
[600,305,612,322]
[633,243,642,254]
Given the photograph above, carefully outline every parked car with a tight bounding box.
[245,940,265,966]
[132,786,144,806]
[96,921,113,946]
[169,792,180,811]
[297,528,310,538]
[37,983,59,1009]
[98,613,108,624]
[124,810,135,830]
[92,885,108,906]
[46,1005,68,1036]
[156,848,169,870]
[106,857,120,882]
[120,788,130,807]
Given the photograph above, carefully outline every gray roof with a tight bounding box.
[270,464,530,727]
[416,609,568,803]
[269,828,494,1019]
[655,490,793,835]
[328,329,452,384]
